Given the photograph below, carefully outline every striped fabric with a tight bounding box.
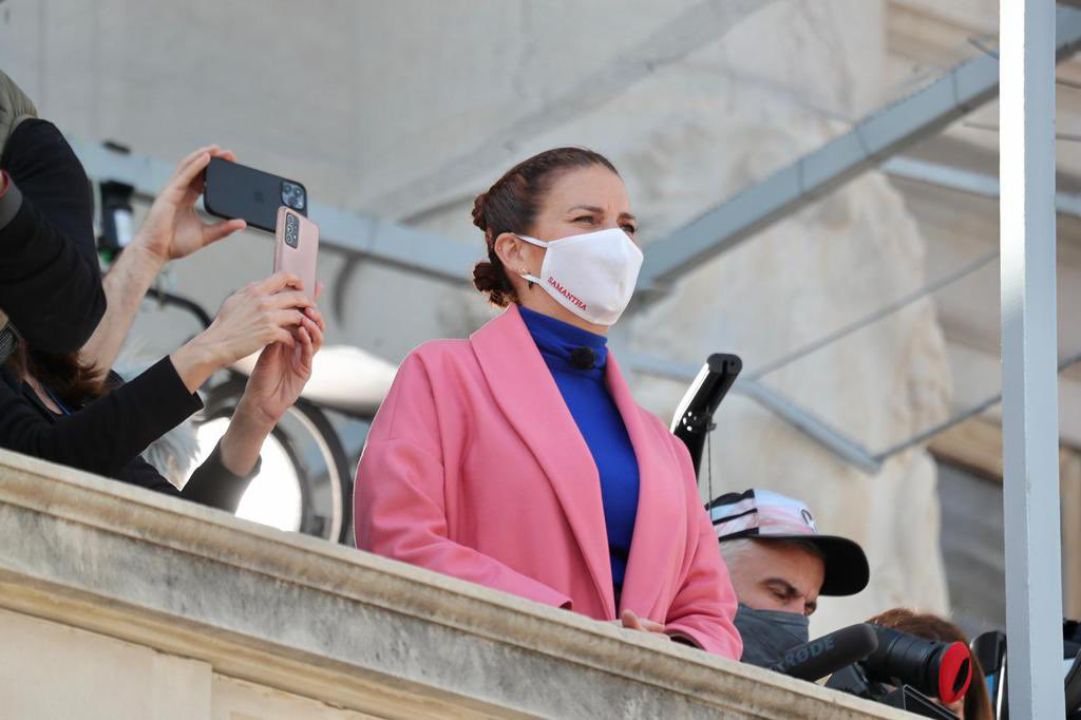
[709,488,818,540]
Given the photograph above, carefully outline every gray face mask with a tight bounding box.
[734,603,811,668]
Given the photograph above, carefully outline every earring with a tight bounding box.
[521,270,534,289]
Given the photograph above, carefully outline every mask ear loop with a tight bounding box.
[517,234,546,290]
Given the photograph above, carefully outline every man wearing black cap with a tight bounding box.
[709,488,870,668]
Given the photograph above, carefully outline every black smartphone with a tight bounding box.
[203,157,308,233]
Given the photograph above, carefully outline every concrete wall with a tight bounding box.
[0,0,952,633]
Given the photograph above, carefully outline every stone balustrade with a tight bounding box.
[0,449,906,719]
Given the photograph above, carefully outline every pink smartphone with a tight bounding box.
[274,206,319,300]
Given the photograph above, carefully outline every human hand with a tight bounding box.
[620,609,668,635]
[133,145,246,265]
[170,272,310,392]
[204,272,314,364]
[235,283,325,427]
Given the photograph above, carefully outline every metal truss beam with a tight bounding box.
[626,353,882,473]
[635,5,1081,293]
[69,138,478,286]
[630,348,1081,477]
[884,155,1081,217]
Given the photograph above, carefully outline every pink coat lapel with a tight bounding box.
[604,353,684,619]
[469,305,616,614]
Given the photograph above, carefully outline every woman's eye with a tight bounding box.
[573,215,594,224]
[622,224,637,235]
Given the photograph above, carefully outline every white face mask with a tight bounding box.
[517,227,644,326]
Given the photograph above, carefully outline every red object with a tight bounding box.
[354,304,743,658]
[938,641,973,705]
[0,171,9,198]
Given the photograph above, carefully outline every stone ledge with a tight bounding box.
[0,449,906,719]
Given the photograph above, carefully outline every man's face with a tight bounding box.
[727,540,825,616]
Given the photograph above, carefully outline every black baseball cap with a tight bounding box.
[709,488,870,597]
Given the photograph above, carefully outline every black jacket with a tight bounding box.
[0,356,254,512]
[0,119,107,354]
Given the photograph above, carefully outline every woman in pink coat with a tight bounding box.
[355,148,742,658]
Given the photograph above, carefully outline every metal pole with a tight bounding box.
[1000,0,1064,717]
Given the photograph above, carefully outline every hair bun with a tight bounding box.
[472,260,513,308]
[472,260,498,291]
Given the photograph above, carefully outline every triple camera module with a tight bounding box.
[284,211,301,249]
[281,180,307,212]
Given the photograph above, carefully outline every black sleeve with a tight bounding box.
[0,120,106,354]
[181,442,260,513]
[0,187,106,355]
[1,119,99,264]
[117,442,257,514]
[0,357,202,478]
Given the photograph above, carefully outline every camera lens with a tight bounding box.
[284,214,300,248]
[863,627,972,705]
[281,181,306,211]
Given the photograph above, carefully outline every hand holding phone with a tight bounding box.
[274,207,319,301]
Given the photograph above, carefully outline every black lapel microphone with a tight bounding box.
[569,347,596,370]
[770,623,880,681]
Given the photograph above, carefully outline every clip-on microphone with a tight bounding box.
[569,346,596,370]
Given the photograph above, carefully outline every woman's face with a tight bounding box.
[495,164,638,332]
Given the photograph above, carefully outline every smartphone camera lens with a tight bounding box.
[285,213,300,248]
[281,181,306,212]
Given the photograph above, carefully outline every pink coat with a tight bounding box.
[355,305,742,658]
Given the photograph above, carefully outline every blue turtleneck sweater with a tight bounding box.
[519,306,640,600]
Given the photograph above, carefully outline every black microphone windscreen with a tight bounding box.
[771,623,880,682]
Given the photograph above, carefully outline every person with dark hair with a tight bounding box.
[710,489,870,667]
[0,127,325,511]
[354,147,741,657]
[868,609,993,720]
[0,69,106,357]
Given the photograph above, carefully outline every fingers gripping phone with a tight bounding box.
[275,207,319,301]
[204,157,308,233]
